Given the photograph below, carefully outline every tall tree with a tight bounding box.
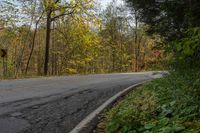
[125,0,200,41]
[42,0,95,75]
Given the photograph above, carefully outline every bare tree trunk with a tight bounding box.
[51,22,55,75]
[134,10,138,72]
[6,54,8,76]
[25,27,37,75]
[25,12,44,75]
[3,57,5,77]
[44,11,52,75]
[15,19,33,77]
[137,35,143,71]
[37,32,42,75]
[112,50,115,72]
[14,45,17,75]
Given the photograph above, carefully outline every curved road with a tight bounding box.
[0,72,163,133]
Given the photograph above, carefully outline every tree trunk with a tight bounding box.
[15,19,33,77]
[25,24,38,74]
[44,11,52,75]
[134,10,138,72]
[3,57,5,77]
[25,12,43,75]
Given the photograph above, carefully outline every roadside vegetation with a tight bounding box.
[99,70,200,133]
[97,0,200,133]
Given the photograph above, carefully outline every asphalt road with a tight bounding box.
[0,72,164,133]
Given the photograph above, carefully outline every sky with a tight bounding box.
[0,0,123,10]
[101,0,113,6]
[99,0,124,8]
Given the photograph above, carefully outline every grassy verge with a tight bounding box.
[97,71,200,133]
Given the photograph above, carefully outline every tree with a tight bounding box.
[42,0,95,75]
[0,0,164,78]
[125,0,200,41]
[125,0,200,67]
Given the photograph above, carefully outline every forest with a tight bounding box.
[0,0,165,79]
[99,0,200,133]
[0,0,200,132]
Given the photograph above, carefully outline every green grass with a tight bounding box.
[102,71,200,133]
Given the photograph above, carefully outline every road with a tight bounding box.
[0,72,164,133]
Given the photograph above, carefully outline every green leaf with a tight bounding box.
[158,118,169,127]
[121,126,128,133]
[143,130,152,133]
[169,101,176,107]
[176,43,182,52]
[183,43,193,55]
[144,123,155,130]
[128,130,137,133]
[159,126,173,133]
[172,124,185,132]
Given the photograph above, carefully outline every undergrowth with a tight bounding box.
[103,71,200,133]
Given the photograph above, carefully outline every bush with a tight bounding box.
[104,71,200,133]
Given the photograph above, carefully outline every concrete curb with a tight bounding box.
[69,79,152,133]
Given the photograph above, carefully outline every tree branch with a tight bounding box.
[51,9,76,21]
[51,3,79,21]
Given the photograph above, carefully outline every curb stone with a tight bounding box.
[69,80,152,133]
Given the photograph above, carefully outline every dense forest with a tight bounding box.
[0,0,165,79]
[100,1,200,133]
[126,0,200,69]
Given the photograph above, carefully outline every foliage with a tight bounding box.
[103,71,200,133]
[175,27,200,57]
[125,0,200,69]
[0,0,163,78]
[125,0,200,42]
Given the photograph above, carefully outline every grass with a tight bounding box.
[98,71,200,133]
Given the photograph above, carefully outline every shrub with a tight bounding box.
[104,71,200,133]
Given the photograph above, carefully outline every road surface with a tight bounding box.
[0,72,164,133]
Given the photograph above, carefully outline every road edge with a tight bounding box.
[69,79,152,133]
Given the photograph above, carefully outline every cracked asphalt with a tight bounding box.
[0,72,162,133]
